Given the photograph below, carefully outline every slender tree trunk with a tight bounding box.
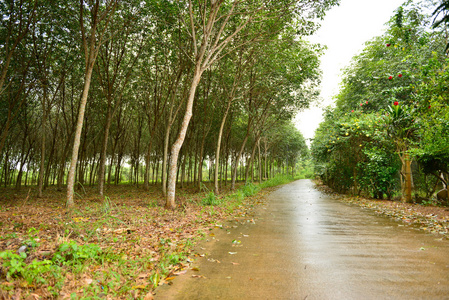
[66,61,95,207]
[257,139,261,183]
[401,152,413,203]
[245,135,260,183]
[38,108,48,198]
[214,101,232,194]
[166,71,202,209]
[98,108,112,196]
[232,134,249,190]
[162,121,172,196]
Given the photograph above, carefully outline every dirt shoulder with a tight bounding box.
[315,183,449,239]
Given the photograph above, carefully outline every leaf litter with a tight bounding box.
[0,184,267,299]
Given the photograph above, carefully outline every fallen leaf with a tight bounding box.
[132,285,147,289]
[228,252,237,255]
[173,270,188,276]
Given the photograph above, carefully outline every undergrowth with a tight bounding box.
[0,178,292,298]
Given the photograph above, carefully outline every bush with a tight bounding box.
[240,182,260,197]
[201,192,221,206]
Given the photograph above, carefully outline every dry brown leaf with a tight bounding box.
[131,284,147,289]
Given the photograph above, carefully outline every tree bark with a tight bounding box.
[401,152,413,203]
[165,71,202,209]
[98,108,112,196]
[66,0,117,207]
[66,61,95,207]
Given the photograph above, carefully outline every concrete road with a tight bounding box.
[155,180,449,300]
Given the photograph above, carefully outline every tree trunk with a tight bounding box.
[214,101,232,194]
[166,71,202,209]
[162,121,172,196]
[66,60,95,207]
[232,134,249,190]
[401,152,413,203]
[98,108,112,196]
[258,139,262,183]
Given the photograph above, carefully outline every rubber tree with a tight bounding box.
[66,0,117,208]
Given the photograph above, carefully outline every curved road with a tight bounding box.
[155,180,449,299]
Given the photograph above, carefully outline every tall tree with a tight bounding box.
[66,0,117,207]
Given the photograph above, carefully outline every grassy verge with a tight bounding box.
[0,178,291,299]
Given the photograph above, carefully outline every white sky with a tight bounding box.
[295,0,406,145]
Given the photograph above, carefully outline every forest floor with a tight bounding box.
[1,181,449,299]
[0,182,271,300]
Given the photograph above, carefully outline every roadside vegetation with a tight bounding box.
[312,0,449,205]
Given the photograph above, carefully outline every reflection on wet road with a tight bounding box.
[156,179,449,299]
[286,180,449,299]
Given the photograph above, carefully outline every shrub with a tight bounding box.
[201,192,221,206]
[240,182,259,197]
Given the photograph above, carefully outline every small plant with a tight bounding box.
[1,232,18,240]
[53,241,102,267]
[201,192,221,206]
[240,182,259,197]
[0,250,26,280]
[102,196,116,214]
[0,250,56,285]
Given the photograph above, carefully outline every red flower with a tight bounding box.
[387,43,391,47]
[360,103,363,106]
[351,110,354,113]
[398,74,403,78]
[393,101,399,106]
[428,105,431,109]
[388,76,393,80]
[365,101,368,104]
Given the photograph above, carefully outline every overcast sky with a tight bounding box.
[295,0,406,145]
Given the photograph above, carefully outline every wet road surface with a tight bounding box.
[155,179,449,299]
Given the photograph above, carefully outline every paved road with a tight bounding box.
[155,180,449,299]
